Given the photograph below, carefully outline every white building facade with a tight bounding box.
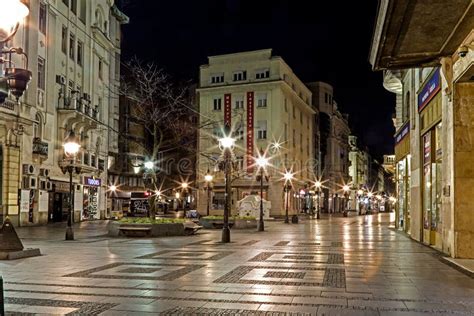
[196,49,315,217]
[0,0,128,226]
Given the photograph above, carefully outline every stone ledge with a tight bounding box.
[0,248,41,260]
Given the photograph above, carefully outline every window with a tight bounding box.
[235,126,244,140]
[98,59,103,80]
[213,97,222,111]
[257,121,267,139]
[256,69,270,79]
[284,98,288,112]
[79,0,86,22]
[403,91,410,123]
[61,26,67,54]
[300,134,303,152]
[234,95,244,109]
[233,71,246,81]
[39,3,47,34]
[71,0,77,14]
[63,0,69,6]
[293,129,296,147]
[34,113,43,139]
[77,41,83,66]
[300,111,303,124]
[325,93,328,103]
[37,57,46,90]
[210,74,224,84]
[69,33,75,60]
[284,123,288,141]
[257,93,267,108]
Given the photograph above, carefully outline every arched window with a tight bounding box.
[34,113,43,139]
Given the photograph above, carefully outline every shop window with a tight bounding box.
[212,192,225,210]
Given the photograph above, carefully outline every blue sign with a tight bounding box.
[418,68,440,111]
[395,122,410,144]
[84,176,101,187]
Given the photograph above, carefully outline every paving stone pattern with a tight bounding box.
[2,213,474,315]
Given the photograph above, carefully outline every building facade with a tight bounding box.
[371,0,474,258]
[348,135,370,210]
[0,0,128,226]
[307,82,350,213]
[196,49,315,217]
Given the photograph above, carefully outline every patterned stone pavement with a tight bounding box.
[1,213,474,315]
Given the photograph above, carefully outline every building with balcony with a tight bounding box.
[370,0,474,258]
[0,0,128,226]
[196,49,315,217]
[307,82,350,213]
[348,135,370,210]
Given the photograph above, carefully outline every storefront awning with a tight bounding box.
[370,0,474,70]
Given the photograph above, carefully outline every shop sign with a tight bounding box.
[395,122,410,144]
[84,176,101,187]
[418,68,440,112]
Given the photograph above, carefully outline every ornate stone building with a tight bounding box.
[371,0,474,258]
[0,0,128,226]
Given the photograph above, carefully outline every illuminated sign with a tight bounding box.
[418,68,440,112]
[83,176,101,187]
[395,122,410,144]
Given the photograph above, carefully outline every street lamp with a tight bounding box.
[144,161,154,170]
[315,181,322,219]
[204,169,213,216]
[342,185,350,217]
[283,171,293,223]
[181,182,189,216]
[0,0,29,43]
[63,130,80,241]
[218,124,235,243]
[255,150,269,232]
[109,185,117,192]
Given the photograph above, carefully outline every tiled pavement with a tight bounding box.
[1,213,474,315]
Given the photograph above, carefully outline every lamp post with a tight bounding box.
[315,181,322,219]
[343,185,350,217]
[181,182,189,217]
[0,0,31,105]
[63,130,80,241]
[204,170,213,216]
[256,150,269,232]
[218,124,235,243]
[283,171,293,223]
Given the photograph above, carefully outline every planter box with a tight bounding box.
[234,219,257,229]
[199,218,234,229]
[108,221,185,237]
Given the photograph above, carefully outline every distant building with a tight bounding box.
[196,49,315,216]
[307,82,350,213]
[348,135,370,210]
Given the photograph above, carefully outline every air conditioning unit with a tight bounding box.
[23,164,36,175]
[39,168,50,177]
[46,181,53,191]
[56,75,66,85]
[23,176,38,189]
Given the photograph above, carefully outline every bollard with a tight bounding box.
[1,275,4,316]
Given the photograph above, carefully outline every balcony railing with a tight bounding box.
[59,93,99,121]
[32,138,48,156]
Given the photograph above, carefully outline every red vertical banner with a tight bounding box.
[224,93,232,126]
[246,91,254,173]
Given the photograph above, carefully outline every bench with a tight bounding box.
[184,223,203,235]
[119,226,151,237]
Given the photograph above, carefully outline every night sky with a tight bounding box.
[118,0,395,159]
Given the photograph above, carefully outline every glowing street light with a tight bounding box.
[181,182,189,189]
[283,171,294,223]
[314,181,323,219]
[0,0,29,43]
[204,169,213,216]
[63,130,81,241]
[144,161,154,170]
[357,189,364,196]
[218,123,234,243]
[109,185,117,192]
[256,150,269,232]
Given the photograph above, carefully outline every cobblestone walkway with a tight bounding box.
[1,213,474,315]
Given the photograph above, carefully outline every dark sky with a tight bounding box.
[118,0,395,159]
